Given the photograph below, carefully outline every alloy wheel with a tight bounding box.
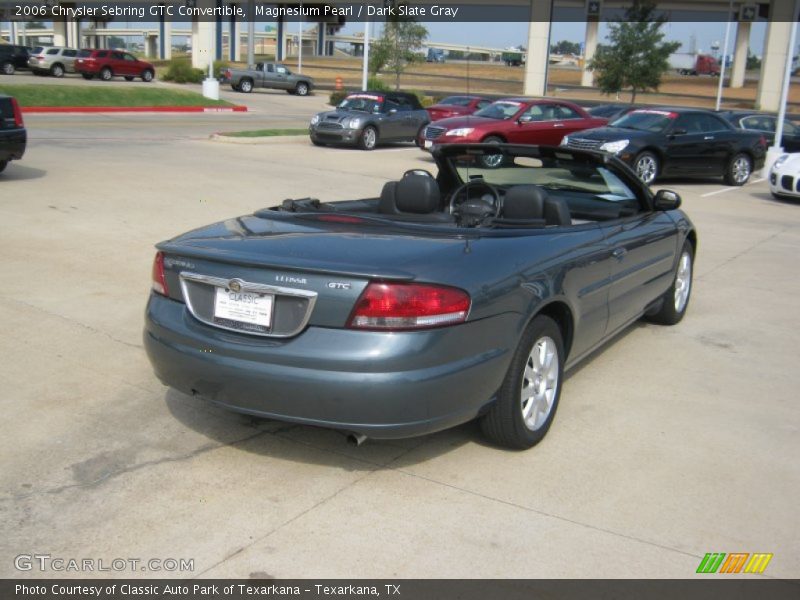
[732,156,751,184]
[520,336,560,431]
[636,155,657,184]
[674,251,692,313]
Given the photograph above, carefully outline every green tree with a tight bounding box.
[551,40,581,55]
[587,1,681,103]
[107,35,126,50]
[369,3,428,89]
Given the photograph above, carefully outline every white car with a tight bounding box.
[769,153,800,199]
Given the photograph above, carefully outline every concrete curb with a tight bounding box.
[208,133,310,145]
[21,105,248,114]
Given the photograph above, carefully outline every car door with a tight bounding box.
[123,53,141,76]
[110,51,128,75]
[505,104,556,145]
[378,98,405,140]
[274,65,292,89]
[257,63,275,87]
[696,113,738,174]
[600,172,680,335]
[662,113,717,176]
[551,104,594,143]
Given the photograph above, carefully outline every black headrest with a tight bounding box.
[502,185,547,220]
[395,175,440,214]
[379,181,400,214]
[543,197,572,226]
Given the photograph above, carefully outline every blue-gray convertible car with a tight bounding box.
[144,144,696,449]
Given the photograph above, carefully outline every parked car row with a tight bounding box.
[0,44,155,82]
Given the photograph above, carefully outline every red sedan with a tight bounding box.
[74,49,155,82]
[426,95,492,121]
[419,98,607,150]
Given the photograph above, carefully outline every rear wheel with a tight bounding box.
[99,67,113,81]
[295,81,309,96]
[647,241,694,325]
[50,64,65,78]
[82,73,94,80]
[358,126,378,150]
[724,153,752,186]
[141,69,154,82]
[1,62,14,75]
[481,315,564,449]
[633,151,659,185]
[239,78,253,93]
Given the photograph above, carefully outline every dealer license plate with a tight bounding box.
[214,287,274,328]
[424,140,433,149]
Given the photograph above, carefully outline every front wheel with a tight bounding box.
[50,64,65,78]
[479,136,505,168]
[633,151,659,185]
[647,241,694,325]
[724,153,752,186]
[239,79,253,93]
[481,315,564,449]
[295,82,309,96]
[358,126,378,150]
[1,62,14,75]
[99,67,113,81]
[141,69,154,82]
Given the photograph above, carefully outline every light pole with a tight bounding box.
[297,4,302,73]
[362,19,370,90]
[764,0,800,176]
[715,0,733,111]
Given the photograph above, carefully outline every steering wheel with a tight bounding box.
[403,169,435,179]
[448,179,501,219]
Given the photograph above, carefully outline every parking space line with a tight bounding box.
[701,178,765,197]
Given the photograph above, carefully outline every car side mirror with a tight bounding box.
[653,189,681,211]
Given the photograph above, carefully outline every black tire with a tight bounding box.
[82,73,94,80]
[295,81,309,96]
[310,138,326,147]
[141,69,154,82]
[239,78,253,93]
[231,83,240,91]
[724,153,752,186]
[99,67,113,81]
[633,151,659,185]
[0,160,7,174]
[358,126,378,150]
[124,76,134,81]
[1,61,14,75]
[647,241,694,326]
[479,136,505,168]
[50,64,65,78]
[481,315,564,450]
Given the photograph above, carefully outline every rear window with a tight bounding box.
[95,51,109,58]
[0,98,17,129]
[46,48,59,55]
[63,49,78,57]
[77,49,92,57]
[31,46,45,54]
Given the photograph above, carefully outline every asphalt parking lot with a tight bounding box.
[1,111,799,579]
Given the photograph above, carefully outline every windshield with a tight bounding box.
[439,96,475,107]
[473,101,524,120]
[610,110,676,133]
[338,94,383,113]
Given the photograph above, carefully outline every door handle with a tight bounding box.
[553,123,565,128]
[704,136,714,140]
[612,247,627,260]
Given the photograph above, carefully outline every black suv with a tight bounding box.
[0,94,26,174]
[0,45,31,75]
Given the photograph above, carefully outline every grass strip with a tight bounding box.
[0,84,233,107]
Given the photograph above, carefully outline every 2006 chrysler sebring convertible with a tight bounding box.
[144,144,696,449]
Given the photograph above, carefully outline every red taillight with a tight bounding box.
[151,251,169,296]
[348,282,470,331]
[10,98,23,128]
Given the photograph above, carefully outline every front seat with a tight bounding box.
[378,175,452,222]
[501,185,571,226]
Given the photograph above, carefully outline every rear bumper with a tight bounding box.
[0,129,26,161]
[144,293,517,439]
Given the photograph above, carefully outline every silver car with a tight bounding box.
[28,46,79,78]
